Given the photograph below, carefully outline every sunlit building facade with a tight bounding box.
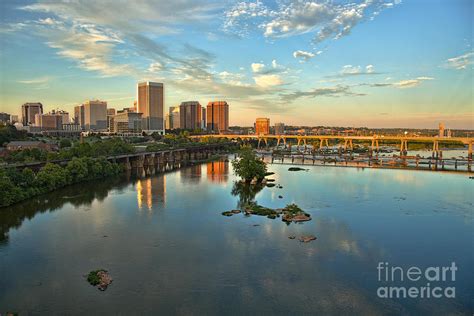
[179,101,202,130]
[255,117,270,135]
[137,81,164,134]
[206,101,229,133]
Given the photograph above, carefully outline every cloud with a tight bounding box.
[251,62,265,73]
[445,52,473,70]
[365,76,434,89]
[293,50,317,61]
[338,64,380,76]
[147,62,164,73]
[224,0,400,45]
[281,85,365,102]
[17,76,51,84]
[254,74,283,87]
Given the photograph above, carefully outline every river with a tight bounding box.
[0,160,473,314]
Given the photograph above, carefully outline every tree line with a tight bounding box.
[0,157,122,207]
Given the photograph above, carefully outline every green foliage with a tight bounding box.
[6,138,136,163]
[0,157,122,207]
[87,269,106,286]
[231,146,267,182]
[146,143,171,152]
[59,138,72,148]
[0,124,27,146]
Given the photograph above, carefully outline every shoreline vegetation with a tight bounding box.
[0,135,236,208]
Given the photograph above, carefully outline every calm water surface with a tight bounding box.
[0,161,473,315]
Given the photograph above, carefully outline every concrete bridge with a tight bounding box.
[192,134,474,158]
[3,143,232,171]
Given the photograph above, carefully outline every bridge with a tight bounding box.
[3,143,232,171]
[192,134,474,158]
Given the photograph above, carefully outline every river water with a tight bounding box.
[0,160,473,314]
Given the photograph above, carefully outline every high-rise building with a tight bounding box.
[169,106,180,129]
[165,114,171,130]
[35,111,63,130]
[206,101,229,133]
[274,122,285,135]
[137,81,164,133]
[21,102,43,125]
[255,118,270,135]
[56,110,69,124]
[74,105,85,128]
[107,108,116,132]
[201,107,206,130]
[83,100,107,130]
[112,110,143,133]
[439,122,445,138]
[179,101,202,130]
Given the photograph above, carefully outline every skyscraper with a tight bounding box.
[206,101,229,133]
[21,102,43,125]
[74,105,85,129]
[169,106,180,129]
[83,100,107,130]
[255,118,270,135]
[179,101,201,130]
[137,81,164,134]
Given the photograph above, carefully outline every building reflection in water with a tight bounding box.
[136,176,166,210]
[180,165,202,184]
[206,160,229,183]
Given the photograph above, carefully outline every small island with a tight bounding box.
[87,269,113,291]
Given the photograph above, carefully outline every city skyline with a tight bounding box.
[1,0,473,129]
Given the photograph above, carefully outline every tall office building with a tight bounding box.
[201,107,206,130]
[255,118,270,135]
[206,101,229,133]
[22,102,43,125]
[274,122,285,135]
[83,100,107,130]
[35,111,63,130]
[169,106,180,129]
[74,105,85,128]
[107,108,116,132]
[137,81,164,133]
[179,101,201,130]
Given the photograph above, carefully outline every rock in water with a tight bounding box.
[97,270,113,291]
[87,269,113,291]
[299,235,317,243]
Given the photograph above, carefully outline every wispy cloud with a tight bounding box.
[17,76,51,84]
[445,52,473,70]
[280,85,365,102]
[364,77,434,89]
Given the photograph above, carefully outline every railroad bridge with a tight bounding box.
[4,143,231,171]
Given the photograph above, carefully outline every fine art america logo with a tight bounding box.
[377,262,457,299]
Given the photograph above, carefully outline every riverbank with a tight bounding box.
[0,153,228,208]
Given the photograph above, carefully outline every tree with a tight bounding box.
[59,138,72,148]
[231,146,267,183]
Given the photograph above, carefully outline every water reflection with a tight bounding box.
[136,176,166,210]
[0,176,130,245]
[180,165,202,184]
[206,160,229,183]
[231,181,264,209]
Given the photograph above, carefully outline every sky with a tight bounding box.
[0,0,473,129]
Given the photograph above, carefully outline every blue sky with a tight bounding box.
[0,0,473,128]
